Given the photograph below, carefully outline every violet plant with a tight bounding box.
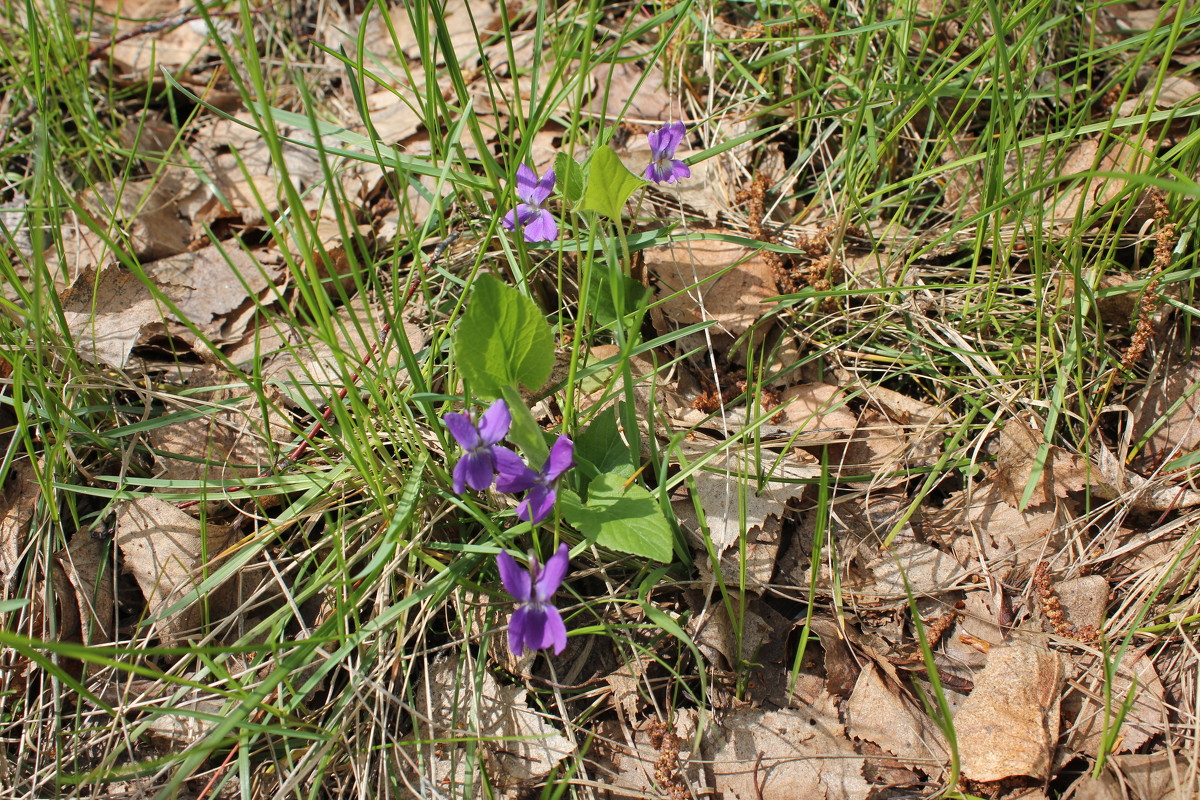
[446,122,696,654]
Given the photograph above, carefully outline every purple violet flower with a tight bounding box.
[497,543,570,656]
[644,122,691,184]
[502,164,558,243]
[443,399,519,494]
[495,435,575,525]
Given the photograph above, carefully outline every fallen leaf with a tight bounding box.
[1091,441,1200,510]
[53,530,115,646]
[995,415,1089,508]
[77,174,194,261]
[0,458,40,586]
[147,372,292,509]
[1064,647,1168,757]
[263,295,426,407]
[863,539,968,601]
[143,245,284,339]
[115,496,236,645]
[60,264,166,370]
[1132,360,1200,470]
[847,663,949,766]
[676,447,809,553]
[589,61,675,123]
[955,641,1064,782]
[704,704,871,800]
[649,235,777,340]
[413,656,576,790]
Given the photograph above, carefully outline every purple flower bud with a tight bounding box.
[644,122,691,184]
[502,164,559,243]
[497,543,569,655]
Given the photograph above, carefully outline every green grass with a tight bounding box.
[1,0,1199,796]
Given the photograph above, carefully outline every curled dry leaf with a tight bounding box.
[955,641,1064,783]
[60,246,284,370]
[52,531,115,647]
[1091,441,1200,510]
[116,496,236,645]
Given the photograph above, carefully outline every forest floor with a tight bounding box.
[1,0,1200,797]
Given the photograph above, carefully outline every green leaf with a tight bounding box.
[581,144,646,221]
[554,152,585,206]
[561,471,674,563]
[454,274,555,398]
[588,266,649,328]
[575,406,633,477]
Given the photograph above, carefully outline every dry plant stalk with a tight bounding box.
[647,720,690,800]
[1033,562,1100,644]
[1121,192,1177,369]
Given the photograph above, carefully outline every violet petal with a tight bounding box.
[443,412,480,450]
[494,446,537,493]
[497,550,532,602]
[508,603,531,655]
[534,543,570,601]
[476,400,511,445]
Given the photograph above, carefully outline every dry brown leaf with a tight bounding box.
[143,246,283,338]
[185,113,324,227]
[53,530,115,646]
[147,373,292,507]
[0,458,40,586]
[262,295,426,406]
[676,447,809,553]
[1046,137,1157,227]
[1092,441,1200,510]
[955,641,1064,782]
[61,248,284,369]
[809,617,860,698]
[115,496,236,645]
[77,174,195,262]
[776,382,858,447]
[412,657,576,791]
[1064,647,1168,757]
[846,663,949,766]
[862,539,968,601]
[589,61,675,123]
[109,8,217,77]
[1107,752,1200,800]
[1132,360,1200,469]
[387,0,492,66]
[995,415,1089,508]
[953,480,1065,572]
[704,704,871,800]
[1118,75,1200,117]
[60,264,167,369]
[649,235,777,339]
